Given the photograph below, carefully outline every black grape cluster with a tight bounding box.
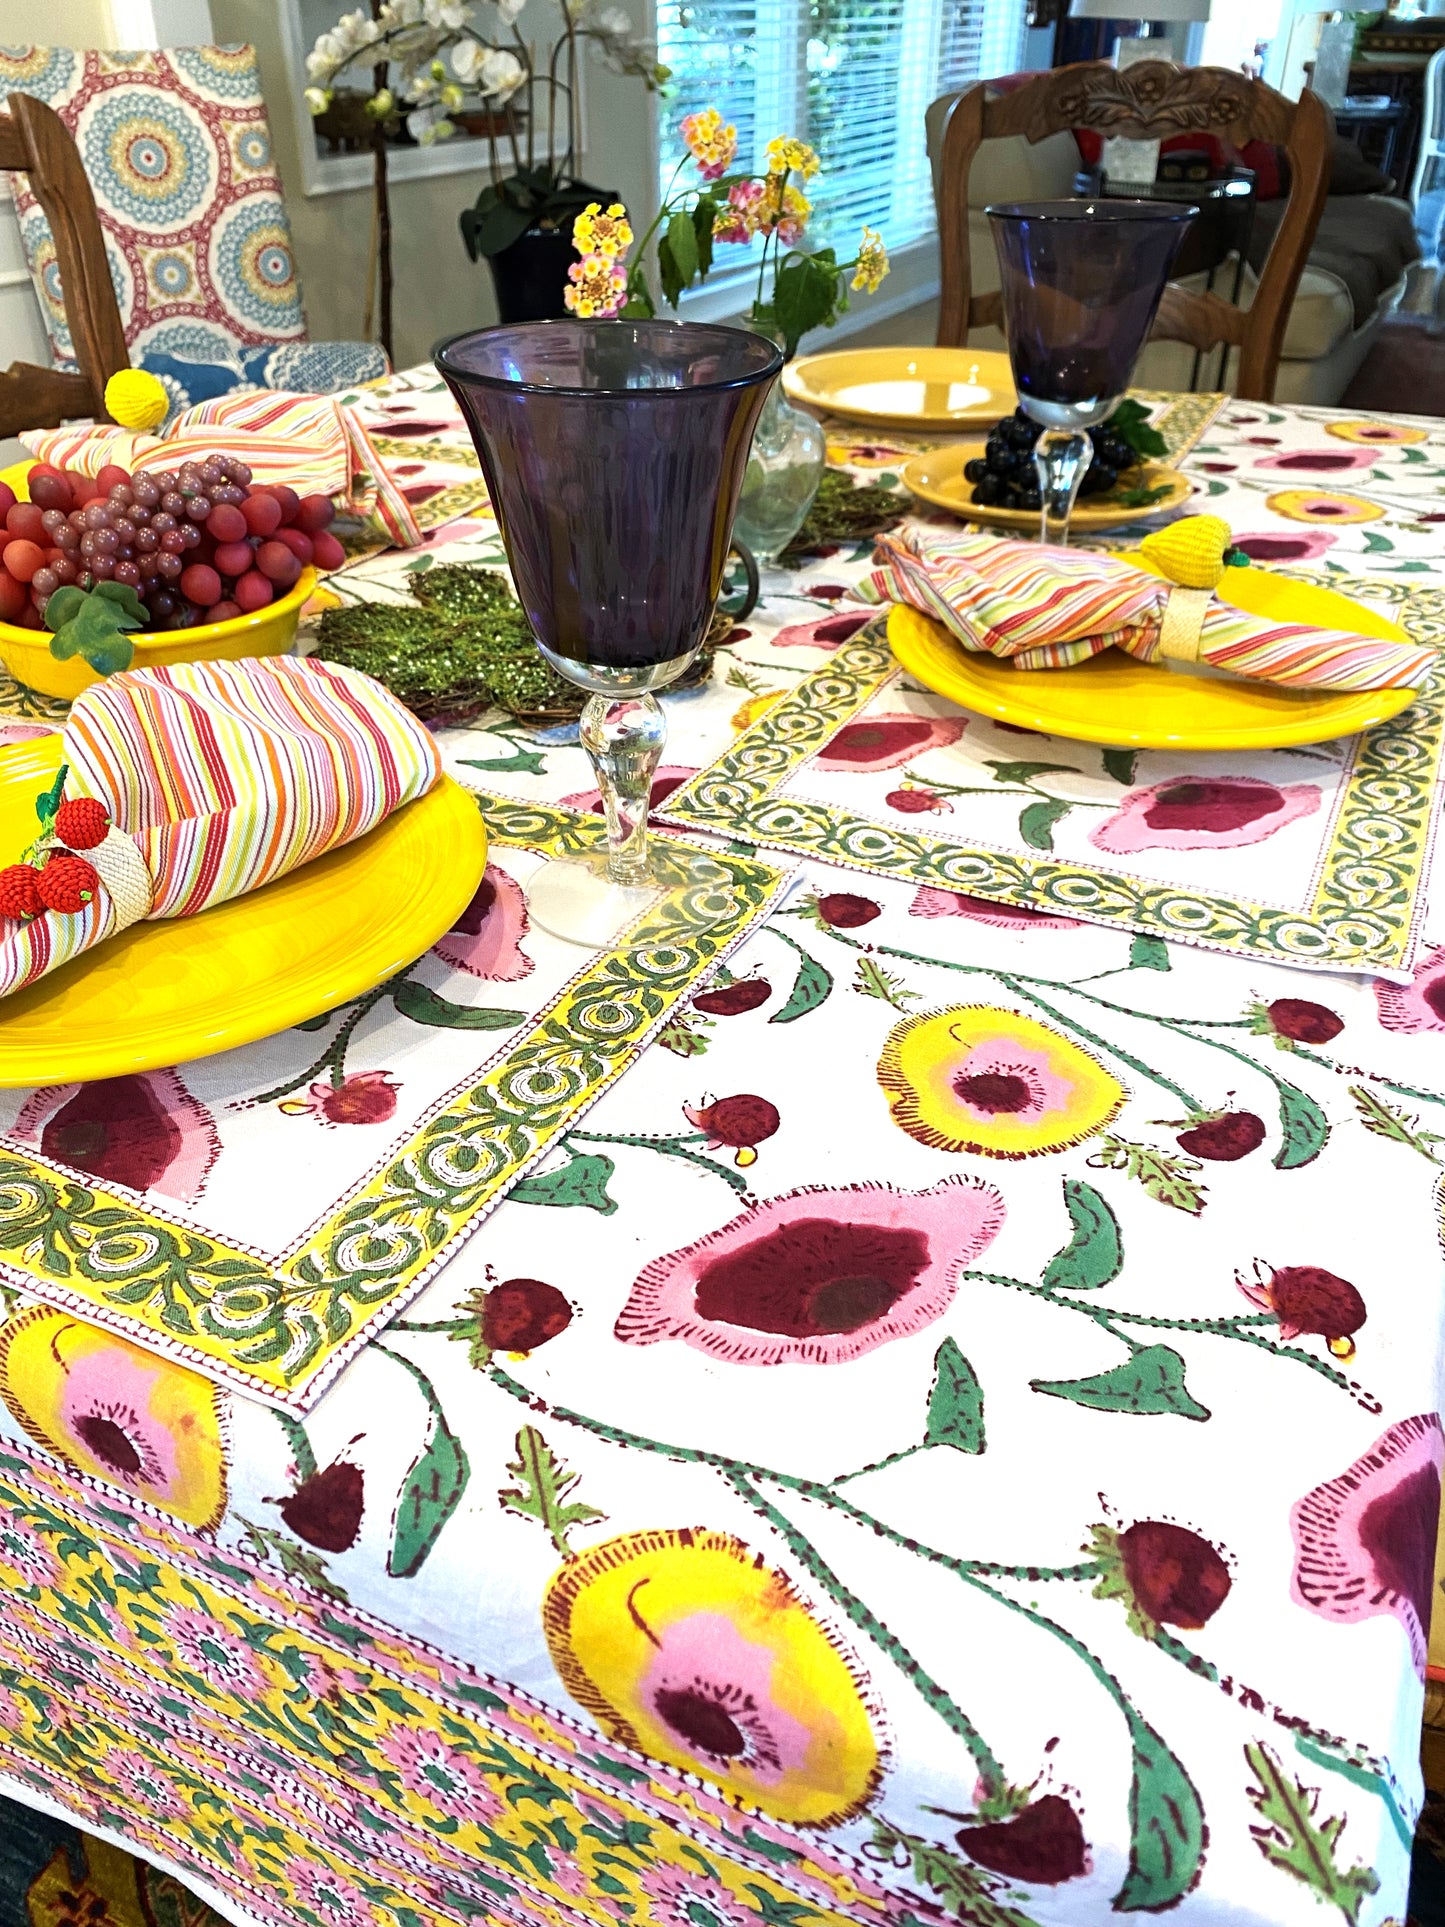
[965,409,1139,510]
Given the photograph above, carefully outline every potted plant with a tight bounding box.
[564,110,890,561]
[303,0,667,343]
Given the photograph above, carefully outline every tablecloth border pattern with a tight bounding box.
[0,1437,905,1927]
[660,585,1445,975]
[0,796,795,1412]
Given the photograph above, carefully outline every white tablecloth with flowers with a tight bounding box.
[0,373,1440,1927]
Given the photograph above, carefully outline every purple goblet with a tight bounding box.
[437,320,781,948]
[986,200,1196,544]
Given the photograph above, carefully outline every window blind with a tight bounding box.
[656,0,1030,257]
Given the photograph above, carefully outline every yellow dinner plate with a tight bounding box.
[782,348,1017,432]
[902,442,1194,530]
[887,562,1417,750]
[0,739,487,1085]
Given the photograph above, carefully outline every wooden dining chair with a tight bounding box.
[933,61,1334,403]
[0,91,127,437]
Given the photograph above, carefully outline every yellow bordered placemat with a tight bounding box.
[819,388,1230,466]
[0,793,794,1412]
[658,582,1445,978]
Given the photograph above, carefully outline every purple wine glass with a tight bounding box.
[986,200,1196,544]
[436,319,780,948]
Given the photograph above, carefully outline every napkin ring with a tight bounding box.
[1157,586,1214,665]
[87,829,153,933]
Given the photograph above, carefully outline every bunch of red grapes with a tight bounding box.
[0,456,345,633]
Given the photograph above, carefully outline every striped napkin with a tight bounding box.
[25,390,423,549]
[861,527,1433,692]
[0,656,440,1001]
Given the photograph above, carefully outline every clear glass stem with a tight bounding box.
[1034,428,1093,546]
[579,689,666,888]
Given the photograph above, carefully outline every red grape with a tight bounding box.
[2,540,45,583]
[240,491,281,537]
[40,510,67,542]
[256,540,301,585]
[132,474,161,509]
[27,466,73,512]
[178,523,201,550]
[310,530,346,571]
[0,570,25,622]
[180,563,222,607]
[5,503,45,544]
[295,494,335,533]
[31,566,59,598]
[96,464,132,494]
[228,459,253,487]
[16,603,43,630]
[0,483,14,521]
[151,511,177,536]
[113,560,142,589]
[148,591,177,619]
[199,460,225,488]
[161,491,185,517]
[49,555,76,586]
[159,529,185,555]
[234,569,273,612]
[82,503,112,532]
[273,527,313,566]
[156,552,183,580]
[90,555,115,580]
[206,502,247,543]
[213,539,254,577]
[135,527,159,554]
[90,528,119,555]
[268,485,301,527]
[209,600,242,623]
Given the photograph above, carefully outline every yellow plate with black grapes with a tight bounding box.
[0,737,487,1085]
[902,441,1194,531]
[887,562,1417,751]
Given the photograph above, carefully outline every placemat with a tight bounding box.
[659,581,1445,978]
[0,795,793,1411]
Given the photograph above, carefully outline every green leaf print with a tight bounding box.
[1273,1080,1329,1169]
[498,1426,605,1555]
[868,1821,1040,1927]
[1030,1345,1210,1420]
[511,1149,620,1214]
[770,946,833,1023]
[1116,1711,1207,1911]
[458,744,548,776]
[1089,1136,1206,1214]
[1243,1742,1380,1924]
[1018,797,1073,851]
[1041,1179,1123,1292]
[984,759,1080,785]
[392,980,527,1031]
[382,1346,471,1578]
[1128,934,1171,973]
[1358,530,1394,553]
[924,1338,985,1454]
[1103,748,1138,786]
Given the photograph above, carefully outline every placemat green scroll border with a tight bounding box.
[0,793,795,1414]
[658,581,1445,977]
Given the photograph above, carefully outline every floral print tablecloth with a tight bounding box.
[0,376,1442,1927]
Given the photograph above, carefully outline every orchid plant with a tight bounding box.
[564,110,890,360]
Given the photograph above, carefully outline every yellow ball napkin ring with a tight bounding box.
[103,368,169,432]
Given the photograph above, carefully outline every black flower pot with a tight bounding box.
[485,223,579,323]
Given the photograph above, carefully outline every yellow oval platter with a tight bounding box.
[783,348,1017,432]
[902,441,1194,532]
[887,562,1417,751]
[0,737,487,1085]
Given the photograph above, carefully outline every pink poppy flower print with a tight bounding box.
[815,713,965,773]
[380,1726,505,1822]
[562,766,697,818]
[1252,448,1382,474]
[614,1176,1005,1365]
[97,1745,187,1821]
[432,863,534,981]
[289,1861,371,1924]
[1375,945,1445,1034]
[769,610,873,650]
[1290,1412,1442,1675]
[911,888,1081,931]
[1228,531,1337,564]
[14,1072,218,1203]
[166,1606,268,1697]
[639,1862,757,1927]
[1089,777,1320,854]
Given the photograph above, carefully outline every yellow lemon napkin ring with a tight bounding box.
[88,829,153,932]
[1157,585,1215,665]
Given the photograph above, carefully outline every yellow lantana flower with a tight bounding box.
[564,252,628,319]
[878,1005,1125,1157]
[0,1306,227,1528]
[544,1527,881,1825]
[572,201,633,261]
[680,107,737,180]
[766,135,820,181]
[851,227,889,294]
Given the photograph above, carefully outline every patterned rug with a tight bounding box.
[0,1794,227,1927]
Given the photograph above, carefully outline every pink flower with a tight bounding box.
[1228,531,1337,563]
[98,1744,187,1820]
[1290,1413,1442,1676]
[615,1176,1005,1366]
[431,864,534,981]
[290,1859,372,1923]
[910,888,1080,931]
[166,1606,268,1697]
[1252,448,1382,473]
[380,1726,505,1822]
[284,1071,399,1126]
[1375,945,1445,1034]
[0,1516,58,1590]
[815,713,965,773]
[639,1861,758,1927]
[14,1071,218,1203]
[1088,777,1320,854]
[769,610,873,650]
[561,765,697,819]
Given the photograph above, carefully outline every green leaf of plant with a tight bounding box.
[1243,1741,1379,1925]
[1114,1709,1207,1910]
[386,1353,470,1579]
[691,196,716,280]
[771,251,842,359]
[499,1424,605,1556]
[666,207,698,285]
[470,199,534,257]
[510,1150,618,1215]
[1108,398,1168,460]
[657,229,686,309]
[924,1337,985,1453]
[1041,1178,1123,1292]
[1102,747,1137,785]
[770,946,832,1023]
[392,979,526,1031]
[1273,1079,1328,1170]
[94,580,146,622]
[1018,796,1073,850]
[621,287,655,319]
[42,586,86,633]
[984,759,1080,785]
[1031,1343,1210,1420]
[48,588,142,675]
[1128,934,1171,973]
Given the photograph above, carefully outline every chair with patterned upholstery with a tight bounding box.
[0,43,387,425]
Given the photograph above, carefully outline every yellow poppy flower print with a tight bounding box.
[1325,420,1428,445]
[0,1307,227,1528]
[1264,489,1385,524]
[878,1005,1124,1157]
[543,1528,881,1826]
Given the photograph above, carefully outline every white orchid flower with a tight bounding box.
[478,46,526,98]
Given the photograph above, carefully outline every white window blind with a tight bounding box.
[656,0,1030,257]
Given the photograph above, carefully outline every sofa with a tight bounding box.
[925,95,1422,406]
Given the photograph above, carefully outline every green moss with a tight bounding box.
[779,469,902,564]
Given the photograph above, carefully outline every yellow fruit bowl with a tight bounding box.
[0,566,319,702]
